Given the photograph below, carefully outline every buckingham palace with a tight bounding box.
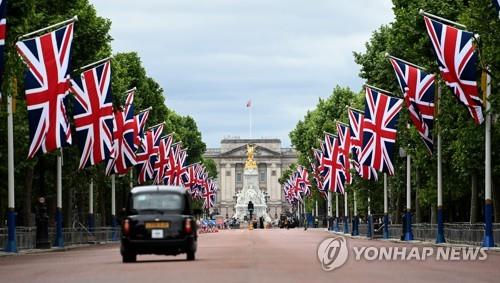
[203,137,297,219]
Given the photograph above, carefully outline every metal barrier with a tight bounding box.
[0,227,120,251]
[333,222,500,246]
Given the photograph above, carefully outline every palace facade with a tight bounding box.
[203,138,297,219]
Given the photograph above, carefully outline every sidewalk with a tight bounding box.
[326,229,500,252]
[0,242,119,257]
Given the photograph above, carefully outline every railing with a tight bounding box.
[0,227,120,251]
[340,222,500,246]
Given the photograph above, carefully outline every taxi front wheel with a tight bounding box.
[122,252,137,263]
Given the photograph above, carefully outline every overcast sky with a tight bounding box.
[89,0,394,148]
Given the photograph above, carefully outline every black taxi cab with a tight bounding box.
[120,186,197,262]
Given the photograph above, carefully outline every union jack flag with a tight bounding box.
[195,164,208,194]
[163,142,182,185]
[202,179,217,209]
[284,178,298,204]
[423,16,482,124]
[106,90,136,175]
[290,171,304,199]
[336,123,352,185]
[153,134,173,185]
[296,166,311,197]
[311,148,327,198]
[70,61,113,169]
[389,57,435,153]
[360,87,403,175]
[311,161,327,199]
[135,124,163,184]
[134,108,150,150]
[0,0,7,94]
[348,108,378,181]
[321,133,345,194]
[182,163,199,195]
[16,22,75,158]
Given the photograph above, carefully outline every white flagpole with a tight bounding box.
[111,174,116,222]
[404,154,413,240]
[327,191,332,230]
[436,83,445,243]
[129,170,134,190]
[5,93,17,252]
[483,69,494,247]
[327,191,332,217]
[383,173,389,239]
[249,102,253,138]
[353,190,357,217]
[335,193,339,231]
[343,190,349,234]
[315,199,318,218]
[55,150,64,247]
[89,179,94,232]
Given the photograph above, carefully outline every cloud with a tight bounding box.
[90,0,394,147]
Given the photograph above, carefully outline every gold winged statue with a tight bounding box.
[245,144,257,169]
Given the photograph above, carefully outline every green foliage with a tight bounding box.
[0,0,210,226]
[289,0,500,222]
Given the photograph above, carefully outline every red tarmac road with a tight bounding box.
[0,229,499,283]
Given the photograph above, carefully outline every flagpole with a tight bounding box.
[111,174,117,241]
[76,56,112,72]
[5,93,17,252]
[249,103,253,138]
[335,193,340,232]
[315,199,318,219]
[483,69,494,247]
[88,179,94,233]
[436,84,445,243]
[383,173,389,239]
[129,170,134,190]
[55,149,64,247]
[111,174,116,240]
[18,16,78,40]
[418,9,467,29]
[404,154,414,241]
[343,190,349,234]
[327,191,332,230]
[352,189,359,236]
[367,189,373,238]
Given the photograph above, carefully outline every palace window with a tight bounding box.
[235,163,243,183]
[258,164,267,183]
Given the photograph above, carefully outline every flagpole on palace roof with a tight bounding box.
[18,16,78,40]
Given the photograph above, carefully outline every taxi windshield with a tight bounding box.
[132,193,184,211]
